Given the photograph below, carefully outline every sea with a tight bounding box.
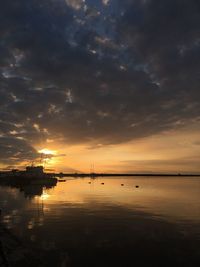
[0,176,200,266]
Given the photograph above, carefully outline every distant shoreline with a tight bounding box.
[56,173,200,178]
[1,171,200,179]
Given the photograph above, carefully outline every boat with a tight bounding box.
[58,178,66,182]
[0,165,57,186]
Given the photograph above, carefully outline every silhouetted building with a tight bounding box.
[26,166,44,174]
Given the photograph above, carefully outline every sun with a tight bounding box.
[40,192,50,201]
[38,148,57,155]
[38,148,58,167]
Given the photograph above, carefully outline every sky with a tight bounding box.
[0,0,200,173]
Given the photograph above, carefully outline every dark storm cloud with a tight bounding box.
[119,0,200,93]
[0,137,38,164]
[0,0,200,163]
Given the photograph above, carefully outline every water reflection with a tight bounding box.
[0,177,200,266]
[0,181,56,198]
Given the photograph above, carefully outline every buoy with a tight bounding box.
[88,182,91,184]
[101,182,104,185]
[135,185,139,188]
[121,184,124,186]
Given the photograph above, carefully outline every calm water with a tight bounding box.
[1,176,200,266]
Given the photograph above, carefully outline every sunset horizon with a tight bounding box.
[1,1,200,266]
[1,1,200,175]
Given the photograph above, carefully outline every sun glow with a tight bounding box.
[40,192,50,201]
[37,148,58,167]
[38,148,57,155]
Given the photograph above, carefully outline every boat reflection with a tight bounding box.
[0,182,56,198]
[19,183,56,198]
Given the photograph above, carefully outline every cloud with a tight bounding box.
[0,0,200,164]
[0,137,38,164]
[65,0,85,10]
[120,157,200,173]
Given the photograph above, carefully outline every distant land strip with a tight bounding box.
[56,173,200,178]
